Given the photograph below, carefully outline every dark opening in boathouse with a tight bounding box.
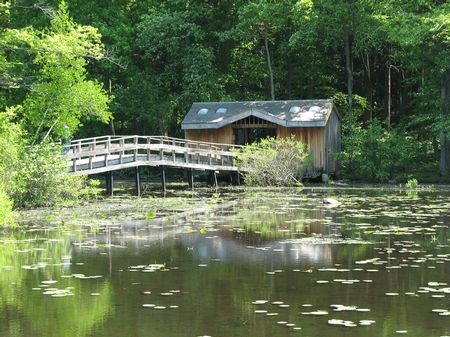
[181,100,342,174]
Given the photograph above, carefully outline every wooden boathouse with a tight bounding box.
[181,100,341,174]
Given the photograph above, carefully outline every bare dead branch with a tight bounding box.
[6,2,57,19]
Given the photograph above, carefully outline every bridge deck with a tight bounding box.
[68,135,242,175]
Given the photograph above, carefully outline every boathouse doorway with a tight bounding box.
[232,116,277,145]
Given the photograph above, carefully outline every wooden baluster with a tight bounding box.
[160,138,164,161]
[172,139,176,163]
[104,138,109,167]
[119,138,124,164]
[134,136,138,162]
[197,143,200,164]
[208,144,212,166]
[147,137,151,161]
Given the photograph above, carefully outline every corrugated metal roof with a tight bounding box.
[181,99,337,129]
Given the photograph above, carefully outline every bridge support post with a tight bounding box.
[160,165,166,191]
[135,166,141,196]
[210,170,218,187]
[186,168,194,190]
[231,171,240,186]
[106,171,114,196]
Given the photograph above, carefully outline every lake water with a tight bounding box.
[1,188,449,337]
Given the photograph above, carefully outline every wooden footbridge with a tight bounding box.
[67,135,242,194]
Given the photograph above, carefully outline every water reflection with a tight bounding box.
[0,230,113,337]
[1,188,449,337]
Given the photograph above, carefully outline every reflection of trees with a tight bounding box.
[0,230,112,337]
[222,192,329,242]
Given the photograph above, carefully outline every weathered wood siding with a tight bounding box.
[185,125,233,144]
[276,126,325,170]
[324,109,341,173]
[185,109,341,174]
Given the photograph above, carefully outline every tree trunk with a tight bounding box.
[387,58,391,131]
[439,69,450,176]
[109,78,116,136]
[287,51,292,99]
[362,52,373,120]
[264,36,275,101]
[344,31,353,135]
[286,19,293,99]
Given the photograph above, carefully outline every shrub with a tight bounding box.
[406,178,419,189]
[0,185,16,227]
[13,143,100,208]
[340,120,419,181]
[235,136,312,186]
[0,108,22,197]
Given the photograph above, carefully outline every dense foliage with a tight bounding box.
[0,2,108,225]
[340,120,421,182]
[236,137,311,186]
[0,0,449,222]
[13,144,100,208]
[6,0,441,181]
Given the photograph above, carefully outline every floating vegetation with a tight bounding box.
[72,274,103,279]
[282,237,375,245]
[128,263,168,273]
[4,187,450,337]
[42,287,74,297]
[301,310,328,316]
[331,304,359,312]
[254,310,268,314]
[160,292,173,296]
[142,304,155,308]
[146,212,156,220]
[328,318,376,327]
[328,319,358,327]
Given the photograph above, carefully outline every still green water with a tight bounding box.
[1,188,449,337]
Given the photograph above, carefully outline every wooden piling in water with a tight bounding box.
[187,168,194,190]
[210,170,218,187]
[135,166,141,196]
[160,165,166,191]
[106,171,114,196]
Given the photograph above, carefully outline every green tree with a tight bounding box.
[136,8,224,134]
[224,0,291,100]
[291,0,380,133]
[378,0,450,175]
[1,1,111,143]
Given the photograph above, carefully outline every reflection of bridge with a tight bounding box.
[67,135,242,194]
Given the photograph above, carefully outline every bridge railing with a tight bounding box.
[68,135,243,173]
[68,135,242,156]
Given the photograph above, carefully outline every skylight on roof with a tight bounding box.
[309,106,321,113]
[289,106,301,114]
[197,108,208,115]
[216,107,227,114]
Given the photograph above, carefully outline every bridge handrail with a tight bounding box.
[68,135,243,155]
[68,134,246,174]
[69,135,242,148]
